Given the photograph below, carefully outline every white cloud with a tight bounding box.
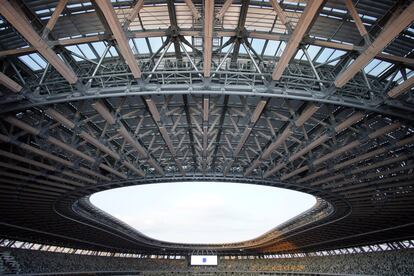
[90,182,316,244]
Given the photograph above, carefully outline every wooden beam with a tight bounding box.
[0,161,80,188]
[310,40,414,67]
[118,126,164,175]
[224,99,267,176]
[0,149,96,184]
[202,97,209,158]
[0,133,110,181]
[217,0,233,21]
[5,115,134,179]
[310,154,411,187]
[42,0,68,38]
[269,0,291,30]
[1,28,413,69]
[244,103,319,176]
[249,31,285,41]
[123,0,144,30]
[145,98,185,175]
[376,53,414,67]
[92,100,163,175]
[298,136,414,184]
[0,47,35,57]
[334,2,414,88]
[231,0,250,64]
[184,0,201,20]
[264,112,364,178]
[272,0,324,80]
[95,0,142,79]
[204,0,214,77]
[294,104,320,127]
[310,39,357,52]
[388,76,414,98]
[131,30,168,38]
[382,1,406,31]
[281,122,401,181]
[345,0,368,38]
[0,0,78,84]
[0,72,22,92]
[46,108,146,178]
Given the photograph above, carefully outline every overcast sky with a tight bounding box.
[90,182,316,244]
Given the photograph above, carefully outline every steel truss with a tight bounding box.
[0,49,413,120]
[0,1,412,119]
[0,92,413,254]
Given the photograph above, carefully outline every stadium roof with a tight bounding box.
[0,0,413,255]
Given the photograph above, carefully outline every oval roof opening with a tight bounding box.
[90,182,316,244]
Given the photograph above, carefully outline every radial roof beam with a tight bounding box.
[42,0,68,38]
[269,0,292,33]
[5,116,94,163]
[264,112,364,178]
[4,115,132,179]
[165,0,183,62]
[0,161,80,188]
[0,169,73,191]
[118,125,163,175]
[388,76,414,98]
[231,0,249,64]
[145,98,185,175]
[281,122,401,181]
[0,133,109,181]
[288,112,364,162]
[310,153,412,187]
[0,72,22,93]
[334,2,414,88]
[216,0,233,21]
[183,95,198,169]
[345,0,370,44]
[123,0,145,30]
[2,29,414,68]
[184,0,201,20]
[335,145,398,172]
[244,103,319,176]
[0,0,78,84]
[94,0,142,79]
[203,98,209,129]
[294,104,321,128]
[202,97,209,168]
[0,149,96,184]
[211,95,229,168]
[92,100,162,175]
[272,0,324,81]
[224,99,267,176]
[204,0,214,77]
[45,108,150,178]
[332,164,414,193]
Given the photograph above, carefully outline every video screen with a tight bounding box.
[190,255,218,266]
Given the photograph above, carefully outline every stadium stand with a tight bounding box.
[0,251,20,274]
[2,247,414,275]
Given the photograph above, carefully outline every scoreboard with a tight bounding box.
[190,255,218,266]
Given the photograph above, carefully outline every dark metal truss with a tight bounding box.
[0,92,413,254]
